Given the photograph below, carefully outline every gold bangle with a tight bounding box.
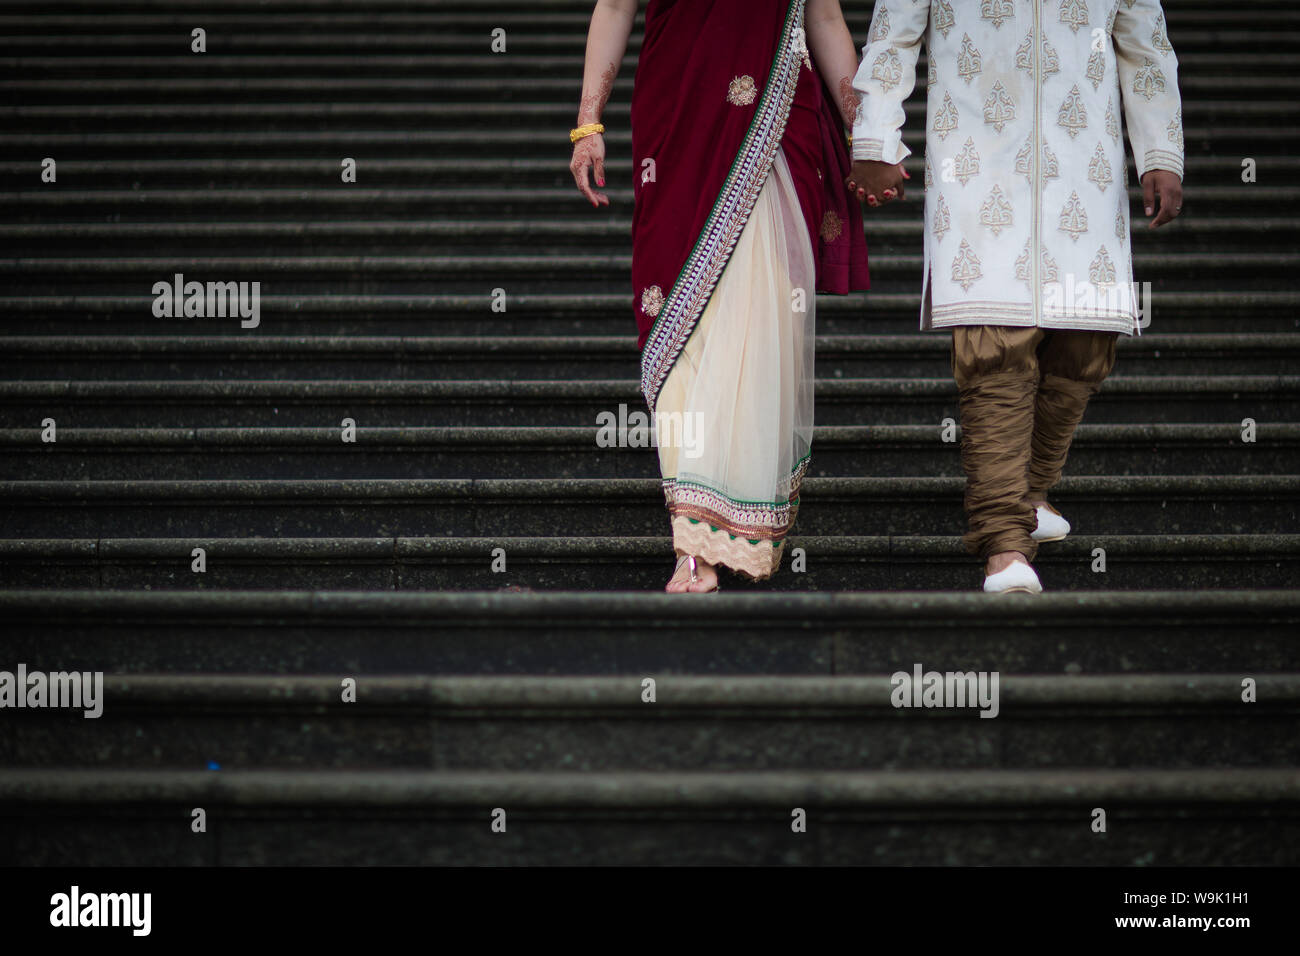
[570,122,605,144]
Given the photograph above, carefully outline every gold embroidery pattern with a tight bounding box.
[1133,58,1167,101]
[1059,0,1090,33]
[1013,138,1055,184]
[1043,248,1061,285]
[1042,143,1060,183]
[1015,34,1060,76]
[1115,209,1128,245]
[1059,191,1089,241]
[641,285,665,317]
[980,0,1015,29]
[1016,242,1061,287]
[1086,48,1106,90]
[933,194,951,242]
[1105,98,1120,142]
[933,0,956,40]
[983,81,1015,134]
[1090,245,1117,288]
[1014,135,1033,183]
[819,210,843,243]
[1152,12,1174,54]
[1058,84,1088,138]
[1014,241,1033,287]
[952,239,983,292]
[933,91,959,140]
[870,7,891,43]
[792,25,812,72]
[979,185,1013,236]
[1167,108,1183,149]
[871,48,904,91]
[726,75,758,106]
[955,137,981,186]
[1087,143,1113,192]
[957,34,983,84]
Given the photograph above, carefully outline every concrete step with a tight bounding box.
[4,292,1294,335]
[11,64,1284,91]
[4,96,1292,134]
[3,589,1295,675]
[6,184,1295,218]
[0,154,1290,191]
[0,251,1288,296]
[0,215,1282,262]
[3,767,1297,865]
[1,25,1290,54]
[3,424,1296,480]
[0,475,1293,538]
[2,47,1292,82]
[4,674,1297,771]
[2,534,1294,592]
[2,376,1295,426]
[3,333,1296,380]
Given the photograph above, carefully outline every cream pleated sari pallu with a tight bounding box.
[653,147,815,581]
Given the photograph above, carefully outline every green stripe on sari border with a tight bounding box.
[684,516,780,546]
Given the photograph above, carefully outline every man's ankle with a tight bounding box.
[986,550,1030,575]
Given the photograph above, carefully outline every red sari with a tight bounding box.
[630,0,870,412]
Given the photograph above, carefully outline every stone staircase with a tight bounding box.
[0,0,1297,865]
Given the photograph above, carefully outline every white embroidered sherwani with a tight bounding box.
[851,0,1184,334]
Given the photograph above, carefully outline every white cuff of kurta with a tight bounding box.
[1139,149,1184,181]
[851,132,910,165]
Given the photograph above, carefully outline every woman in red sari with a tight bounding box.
[571,0,870,591]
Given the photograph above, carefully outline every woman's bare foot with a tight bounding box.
[665,554,719,592]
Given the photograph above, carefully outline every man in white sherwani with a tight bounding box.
[847,0,1184,593]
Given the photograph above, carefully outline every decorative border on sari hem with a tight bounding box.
[639,0,806,414]
[671,515,783,581]
[661,453,810,541]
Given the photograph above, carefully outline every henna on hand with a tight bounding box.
[570,134,609,208]
[837,76,861,129]
[577,61,618,125]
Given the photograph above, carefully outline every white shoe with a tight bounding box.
[983,560,1043,594]
[1030,504,1071,542]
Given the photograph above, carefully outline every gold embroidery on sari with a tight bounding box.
[727,75,758,106]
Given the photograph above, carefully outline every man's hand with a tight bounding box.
[1142,169,1183,229]
[846,159,908,208]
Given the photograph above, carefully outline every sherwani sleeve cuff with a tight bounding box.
[1140,148,1184,181]
[851,134,910,165]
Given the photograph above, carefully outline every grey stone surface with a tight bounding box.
[1,0,1297,867]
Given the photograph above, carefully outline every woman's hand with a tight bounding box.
[571,133,609,208]
[846,160,908,208]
